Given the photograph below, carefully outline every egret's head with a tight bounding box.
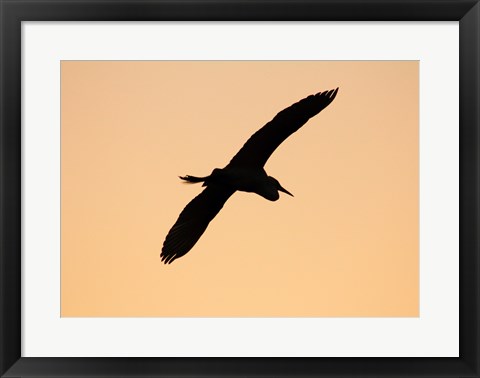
[268,176,294,200]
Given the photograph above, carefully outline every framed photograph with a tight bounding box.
[1,1,479,377]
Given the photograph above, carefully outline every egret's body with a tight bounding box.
[161,88,339,264]
[192,167,288,201]
[229,169,285,201]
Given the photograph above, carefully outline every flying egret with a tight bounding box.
[161,88,339,264]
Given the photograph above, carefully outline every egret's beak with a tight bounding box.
[278,185,294,197]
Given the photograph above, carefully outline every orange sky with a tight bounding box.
[61,61,418,317]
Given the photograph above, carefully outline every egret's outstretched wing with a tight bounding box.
[227,88,338,169]
[161,185,235,264]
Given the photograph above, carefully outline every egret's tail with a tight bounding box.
[179,175,208,184]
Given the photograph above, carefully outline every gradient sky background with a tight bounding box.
[61,61,418,317]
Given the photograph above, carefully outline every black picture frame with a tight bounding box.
[1,1,479,377]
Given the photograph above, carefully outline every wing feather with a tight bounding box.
[161,185,235,264]
[227,88,338,168]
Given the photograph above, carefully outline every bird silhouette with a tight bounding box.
[161,88,339,264]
